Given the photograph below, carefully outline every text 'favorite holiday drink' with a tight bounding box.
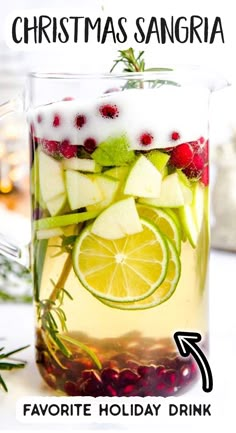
[29,72,209,397]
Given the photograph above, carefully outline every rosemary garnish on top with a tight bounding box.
[110,47,178,88]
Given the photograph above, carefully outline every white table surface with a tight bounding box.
[0,249,236,433]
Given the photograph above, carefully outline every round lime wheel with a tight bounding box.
[72,218,169,303]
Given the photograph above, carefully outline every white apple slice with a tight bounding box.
[87,174,119,212]
[36,227,64,240]
[91,197,143,240]
[124,155,162,198]
[39,151,65,203]
[46,193,67,216]
[65,170,103,210]
[140,173,192,207]
[62,158,101,173]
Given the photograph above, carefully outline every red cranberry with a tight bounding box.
[139,133,153,146]
[84,137,97,153]
[119,369,139,386]
[80,371,103,396]
[99,104,119,119]
[42,139,59,155]
[201,165,209,186]
[171,131,180,141]
[75,114,86,129]
[122,384,137,396]
[64,380,79,396]
[101,368,119,384]
[163,369,178,386]
[105,384,117,396]
[59,140,78,158]
[53,114,61,127]
[63,96,74,101]
[199,136,205,145]
[169,143,194,169]
[137,365,156,378]
[183,153,204,179]
[137,377,149,396]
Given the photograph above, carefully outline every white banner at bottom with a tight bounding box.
[16,396,213,424]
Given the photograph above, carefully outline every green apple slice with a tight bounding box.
[178,204,198,248]
[34,209,100,230]
[87,174,119,212]
[91,197,142,240]
[65,170,103,210]
[124,155,162,198]
[147,150,170,172]
[140,172,192,207]
[62,158,101,173]
[46,193,67,216]
[105,166,129,201]
[36,227,64,240]
[179,182,206,248]
[140,173,183,207]
[39,151,65,203]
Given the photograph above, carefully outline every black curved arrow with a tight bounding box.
[173,331,213,393]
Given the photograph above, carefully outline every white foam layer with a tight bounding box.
[28,87,210,149]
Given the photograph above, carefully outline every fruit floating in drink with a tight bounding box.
[30,83,209,397]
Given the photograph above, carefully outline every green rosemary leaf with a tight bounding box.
[0,362,26,370]
[59,335,102,370]
[0,374,8,392]
[61,288,73,300]
[0,345,30,359]
[50,332,71,358]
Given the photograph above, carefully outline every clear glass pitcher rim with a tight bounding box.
[29,66,230,91]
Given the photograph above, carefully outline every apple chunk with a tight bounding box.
[46,193,67,216]
[124,155,162,198]
[39,151,65,203]
[62,158,101,173]
[91,197,143,240]
[65,170,103,210]
[87,174,119,212]
[140,172,192,208]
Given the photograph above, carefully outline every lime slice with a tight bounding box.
[100,238,181,310]
[137,204,181,253]
[72,218,169,303]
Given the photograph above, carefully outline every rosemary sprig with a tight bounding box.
[110,48,146,73]
[38,244,101,370]
[0,344,30,392]
[110,47,178,88]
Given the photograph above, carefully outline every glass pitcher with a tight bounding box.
[0,70,228,397]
